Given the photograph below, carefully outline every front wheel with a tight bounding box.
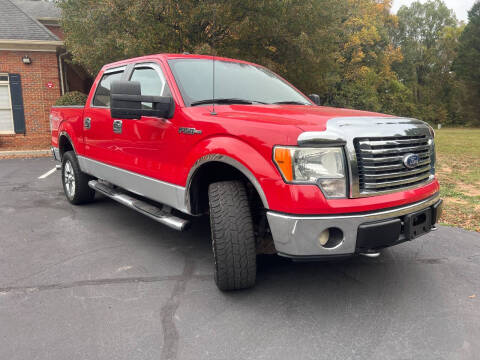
[61,151,95,205]
[208,181,257,291]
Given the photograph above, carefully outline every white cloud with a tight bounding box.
[391,0,477,22]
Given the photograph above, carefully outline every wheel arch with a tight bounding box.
[185,154,269,215]
[58,131,76,159]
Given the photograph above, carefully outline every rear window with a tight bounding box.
[92,71,124,107]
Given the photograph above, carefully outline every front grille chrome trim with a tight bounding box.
[296,116,436,198]
[359,144,430,155]
[357,138,429,147]
[362,159,430,171]
[361,165,431,180]
[362,172,432,189]
[355,134,434,195]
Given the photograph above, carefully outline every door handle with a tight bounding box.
[113,119,122,134]
[83,117,91,130]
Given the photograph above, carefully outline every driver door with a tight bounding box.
[115,62,179,184]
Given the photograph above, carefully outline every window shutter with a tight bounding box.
[9,74,26,134]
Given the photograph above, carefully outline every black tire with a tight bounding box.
[61,151,95,205]
[208,181,257,291]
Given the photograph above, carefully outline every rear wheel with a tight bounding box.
[62,151,95,205]
[208,180,257,291]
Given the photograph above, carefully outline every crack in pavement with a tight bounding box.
[160,258,195,360]
[0,273,210,294]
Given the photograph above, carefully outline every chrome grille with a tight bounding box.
[354,135,433,193]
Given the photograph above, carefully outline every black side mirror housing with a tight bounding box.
[308,94,321,106]
[110,80,175,120]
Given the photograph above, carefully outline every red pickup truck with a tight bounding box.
[50,54,442,290]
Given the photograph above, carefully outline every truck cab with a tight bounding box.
[51,54,442,290]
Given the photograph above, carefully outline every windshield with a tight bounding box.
[168,59,311,107]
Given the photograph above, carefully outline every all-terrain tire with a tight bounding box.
[208,181,257,291]
[61,151,95,205]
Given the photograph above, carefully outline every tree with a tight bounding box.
[58,0,473,126]
[393,0,460,124]
[58,0,343,97]
[454,1,480,125]
[328,0,413,116]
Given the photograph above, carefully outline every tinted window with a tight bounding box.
[92,71,124,107]
[130,67,171,109]
[130,67,171,97]
[168,59,310,106]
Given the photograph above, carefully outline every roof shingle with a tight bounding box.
[12,0,61,20]
[0,0,59,41]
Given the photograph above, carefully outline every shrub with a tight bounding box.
[55,91,88,106]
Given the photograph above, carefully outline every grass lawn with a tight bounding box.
[435,128,480,232]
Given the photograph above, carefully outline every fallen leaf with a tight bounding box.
[469,294,476,299]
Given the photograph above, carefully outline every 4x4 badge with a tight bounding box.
[179,127,202,135]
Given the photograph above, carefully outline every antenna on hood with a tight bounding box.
[210,4,217,116]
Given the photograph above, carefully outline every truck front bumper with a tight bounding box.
[267,194,442,258]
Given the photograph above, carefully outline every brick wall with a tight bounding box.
[0,50,61,150]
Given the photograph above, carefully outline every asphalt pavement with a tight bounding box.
[0,157,479,360]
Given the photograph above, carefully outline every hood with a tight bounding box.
[183,104,393,132]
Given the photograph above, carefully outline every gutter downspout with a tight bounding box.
[58,50,68,95]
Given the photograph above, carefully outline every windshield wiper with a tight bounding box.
[272,101,309,105]
[191,98,254,106]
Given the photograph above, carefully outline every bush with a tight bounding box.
[55,91,88,106]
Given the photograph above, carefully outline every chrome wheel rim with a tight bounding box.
[64,160,75,199]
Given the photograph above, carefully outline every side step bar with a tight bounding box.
[88,180,190,231]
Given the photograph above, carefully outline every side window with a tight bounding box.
[130,67,172,104]
[92,71,124,107]
[130,67,172,110]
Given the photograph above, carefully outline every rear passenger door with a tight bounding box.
[83,67,125,166]
[117,62,179,183]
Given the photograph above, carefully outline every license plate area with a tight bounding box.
[404,208,432,240]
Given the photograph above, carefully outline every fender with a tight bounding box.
[182,136,282,212]
[58,131,76,154]
[57,116,84,156]
[185,153,269,211]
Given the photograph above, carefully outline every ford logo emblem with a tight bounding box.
[403,153,419,169]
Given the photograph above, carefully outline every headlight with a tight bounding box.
[273,146,347,198]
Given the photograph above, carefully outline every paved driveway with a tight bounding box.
[1,157,479,360]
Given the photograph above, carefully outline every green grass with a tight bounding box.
[435,128,480,232]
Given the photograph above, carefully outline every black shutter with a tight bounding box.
[9,74,26,134]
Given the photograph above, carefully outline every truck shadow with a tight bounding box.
[89,196,440,311]
[186,213,434,301]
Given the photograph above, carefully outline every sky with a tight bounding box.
[391,0,477,22]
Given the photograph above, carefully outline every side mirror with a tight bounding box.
[110,80,175,120]
[308,94,321,106]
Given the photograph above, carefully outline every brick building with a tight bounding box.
[0,0,90,153]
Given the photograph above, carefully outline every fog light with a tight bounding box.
[318,229,330,246]
[317,227,344,249]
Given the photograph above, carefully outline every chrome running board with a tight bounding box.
[360,252,381,258]
[88,180,190,231]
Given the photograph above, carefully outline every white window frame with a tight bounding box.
[0,73,15,135]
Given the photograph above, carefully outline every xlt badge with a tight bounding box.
[178,127,202,135]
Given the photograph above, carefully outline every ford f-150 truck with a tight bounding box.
[51,54,442,290]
